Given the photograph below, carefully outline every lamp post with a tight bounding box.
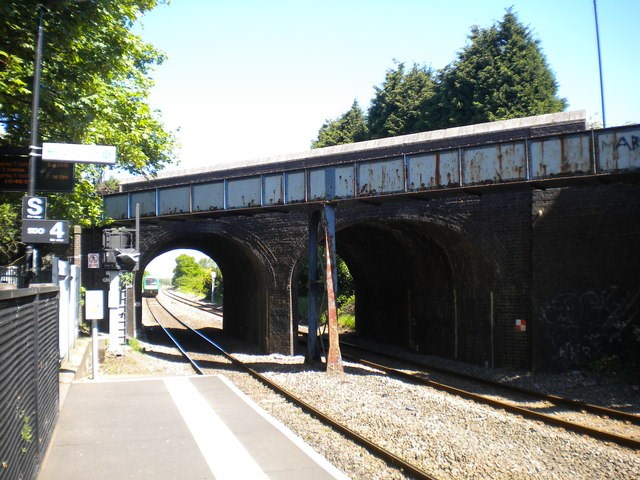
[28,6,45,198]
[593,0,606,127]
[23,5,47,286]
[24,0,89,286]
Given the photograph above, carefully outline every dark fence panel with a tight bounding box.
[0,287,59,480]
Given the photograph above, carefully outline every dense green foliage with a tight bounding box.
[172,254,222,300]
[0,0,177,264]
[429,10,567,129]
[312,9,566,148]
[311,101,368,148]
[367,62,435,139]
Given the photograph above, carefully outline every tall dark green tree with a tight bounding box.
[312,9,567,149]
[429,9,567,128]
[0,0,177,264]
[311,100,368,148]
[367,62,435,139]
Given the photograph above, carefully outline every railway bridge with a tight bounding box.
[97,111,640,372]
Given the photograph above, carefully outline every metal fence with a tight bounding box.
[0,286,60,480]
[0,266,21,286]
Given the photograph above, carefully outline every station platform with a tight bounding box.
[38,375,347,480]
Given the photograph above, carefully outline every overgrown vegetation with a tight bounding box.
[18,410,33,454]
[298,254,357,332]
[127,337,143,353]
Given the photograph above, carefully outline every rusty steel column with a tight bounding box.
[322,204,343,374]
[307,210,321,362]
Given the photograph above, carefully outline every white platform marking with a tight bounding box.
[164,377,269,479]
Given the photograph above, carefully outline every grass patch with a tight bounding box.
[128,337,143,353]
[338,314,355,329]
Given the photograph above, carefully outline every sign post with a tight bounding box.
[85,290,104,380]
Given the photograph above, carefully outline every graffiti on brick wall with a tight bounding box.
[539,286,637,368]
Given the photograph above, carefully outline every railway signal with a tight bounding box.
[102,228,139,271]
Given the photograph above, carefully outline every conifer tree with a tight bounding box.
[367,62,435,139]
[312,100,368,148]
[429,9,567,128]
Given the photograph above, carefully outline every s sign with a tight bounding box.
[22,196,47,220]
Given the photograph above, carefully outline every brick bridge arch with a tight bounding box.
[136,219,280,351]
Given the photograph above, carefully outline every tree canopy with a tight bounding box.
[429,9,567,129]
[312,9,567,148]
[0,0,177,264]
[172,254,222,299]
[311,100,368,149]
[367,62,435,139]
[1,0,176,174]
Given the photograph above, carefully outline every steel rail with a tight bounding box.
[150,294,440,480]
[144,297,204,375]
[340,340,640,426]
[337,347,640,451]
[162,288,222,315]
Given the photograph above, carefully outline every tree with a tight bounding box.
[312,9,566,148]
[172,254,201,285]
[0,203,20,264]
[429,9,567,129]
[1,0,176,175]
[0,0,177,264]
[312,100,368,148]
[367,62,435,139]
[172,254,222,298]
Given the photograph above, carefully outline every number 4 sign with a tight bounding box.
[21,219,69,244]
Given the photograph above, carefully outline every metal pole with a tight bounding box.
[24,6,46,286]
[593,0,606,127]
[29,6,44,197]
[91,318,98,379]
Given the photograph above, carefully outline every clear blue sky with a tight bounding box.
[134,0,639,174]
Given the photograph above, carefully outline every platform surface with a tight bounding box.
[38,375,347,480]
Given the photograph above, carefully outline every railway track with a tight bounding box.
[144,294,440,480]
[161,289,640,451]
[161,287,223,316]
[321,338,640,451]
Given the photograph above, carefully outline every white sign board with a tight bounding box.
[85,290,104,320]
[42,142,116,164]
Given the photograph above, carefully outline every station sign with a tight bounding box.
[21,219,69,244]
[42,142,116,164]
[22,196,47,220]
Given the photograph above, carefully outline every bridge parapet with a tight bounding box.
[104,123,640,221]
